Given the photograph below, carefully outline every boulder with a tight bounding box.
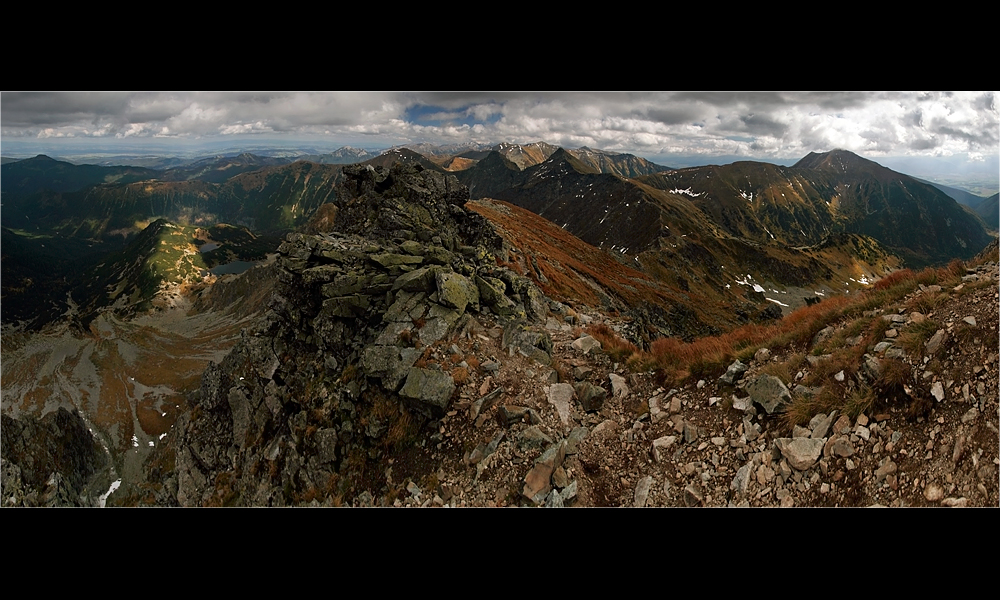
[746,374,792,414]
[718,359,748,386]
[435,270,479,313]
[774,437,825,471]
[574,381,607,412]
[399,368,455,412]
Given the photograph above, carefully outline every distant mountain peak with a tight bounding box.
[541,147,599,174]
[793,149,885,174]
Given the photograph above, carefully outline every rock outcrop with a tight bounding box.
[1,407,113,507]
[124,163,554,506]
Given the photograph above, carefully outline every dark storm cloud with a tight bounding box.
[739,113,788,137]
[795,92,872,111]
[2,92,133,126]
[975,92,996,113]
[645,106,703,125]
[930,122,998,148]
[908,136,940,150]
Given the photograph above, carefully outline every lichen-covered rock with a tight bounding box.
[477,275,518,316]
[361,345,421,391]
[718,359,748,386]
[435,271,479,313]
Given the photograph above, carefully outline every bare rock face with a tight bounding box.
[1,408,112,507]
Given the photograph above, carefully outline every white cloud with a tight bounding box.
[2,92,996,165]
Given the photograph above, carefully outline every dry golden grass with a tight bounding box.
[897,319,940,357]
[780,388,838,431]
[873,268,916,291]
[585,323,638,362]
[759,352,804,383]
[843,385,876,419]
[632,260,956,389]
[908,290,949,314]
[877,358,911,390]
[468,199,732,332]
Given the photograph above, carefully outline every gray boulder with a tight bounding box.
[747,374,792,414]
[718,359,748,386]
[399,368,455,412]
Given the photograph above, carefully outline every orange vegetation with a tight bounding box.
[616,260,963,387]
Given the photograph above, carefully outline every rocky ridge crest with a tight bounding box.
[119,163,557,506]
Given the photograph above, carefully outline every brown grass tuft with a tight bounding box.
[908,291,949,314]
[451,366,469,384]
[586,323,638,362]
[843,385,876,419]
[873,269,915,291]
[877,358,911,390]
[897,319,940,357]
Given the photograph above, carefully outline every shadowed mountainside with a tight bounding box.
[637,149,993,269]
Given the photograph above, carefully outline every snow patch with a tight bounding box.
[98,479,121,508]
[766,298,789,307]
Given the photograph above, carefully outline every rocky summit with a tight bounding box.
[103,163,560,506]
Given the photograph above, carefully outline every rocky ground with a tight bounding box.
[374,260,999,508]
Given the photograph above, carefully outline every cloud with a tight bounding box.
[2,92,996,164]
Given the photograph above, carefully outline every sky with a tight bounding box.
[2,91,997,184]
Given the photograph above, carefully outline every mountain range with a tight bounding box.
[1,142,996,507]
